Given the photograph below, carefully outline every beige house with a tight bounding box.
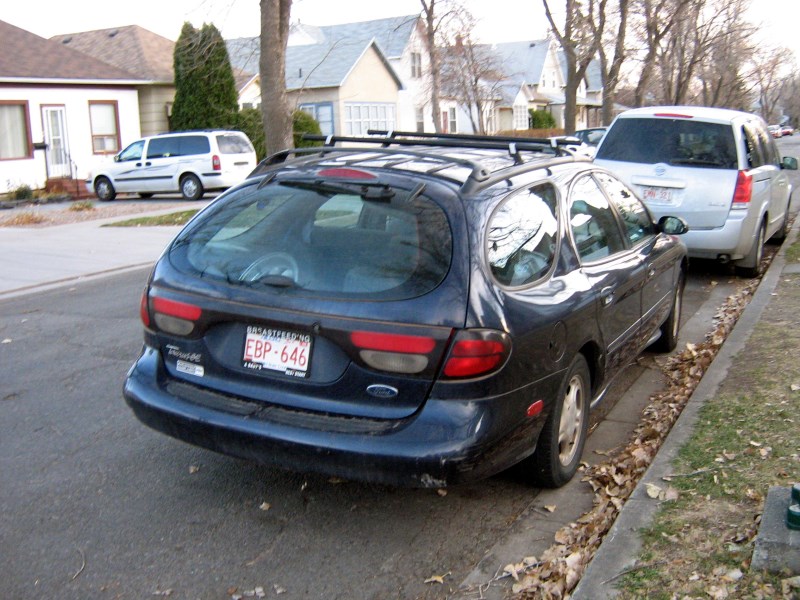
[51,26,176,137]
[227,18,408,137]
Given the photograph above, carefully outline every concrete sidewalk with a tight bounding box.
[0,205,205,298]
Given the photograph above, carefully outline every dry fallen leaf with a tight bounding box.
[1,338,11,344]
[424,572,450,584]
[645,483,662,499]
[273,584,286,594]
[189,465,199,474]
[544,505,557,513]
[791,383,800,392]
[259,502,271,511]
[437,489,447,497]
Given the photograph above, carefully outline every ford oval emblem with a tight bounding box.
[654,163,667,177]
[367,384,399,399]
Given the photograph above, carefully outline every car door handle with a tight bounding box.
[600,286,615,306]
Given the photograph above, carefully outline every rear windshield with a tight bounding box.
[596,117,738,169]
[216,133,255,154]
[169,178,453,300]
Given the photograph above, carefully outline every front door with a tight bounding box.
[42,106,71,179]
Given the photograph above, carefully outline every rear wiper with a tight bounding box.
[249,275,297,288]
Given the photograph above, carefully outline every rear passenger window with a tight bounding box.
[146,136,180,159]
[569,176,625,262]
[595,173,655,246]
[179,136,211,156]
[217,134,255,154]
[487,183,558,287]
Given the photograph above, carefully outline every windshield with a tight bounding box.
[169,177,453,300]
[596,118,738,169]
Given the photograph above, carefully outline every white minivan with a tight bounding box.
[594,106,797,276]
[87,130,257,201]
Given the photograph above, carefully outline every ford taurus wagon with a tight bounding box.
[123,131,688,488]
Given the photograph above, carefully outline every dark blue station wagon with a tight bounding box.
[124,132,688,488]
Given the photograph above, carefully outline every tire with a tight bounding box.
[736,220,766,278]
[180,174,204,201]
[528,354,591,488]
[651,269,684,353]
[94,176,116,202]
[138,192,154,199]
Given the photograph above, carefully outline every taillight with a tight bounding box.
[212,155,221,171]
[151,297,202,336]
[140,289,151,328]
[442,330,511,379]
[732,170,752,209]
[350,331,436,374]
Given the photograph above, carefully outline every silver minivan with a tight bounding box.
[88,130,256,201]
[595,106,797,276]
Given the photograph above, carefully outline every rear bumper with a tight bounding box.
[123,346,552,487]
[677,209,757,261]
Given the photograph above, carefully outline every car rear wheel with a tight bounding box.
[180,174,204,201]
[94,176,116,202]
[736,220,765,278]
[651,269,684,353]
[528,354,590,488]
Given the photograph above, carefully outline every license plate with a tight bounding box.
[242,326,312,377]
[641,186,675,205]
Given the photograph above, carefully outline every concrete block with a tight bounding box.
[751,486,800,574]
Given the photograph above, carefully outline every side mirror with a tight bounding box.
[658,216,689,235]
[114,155,121,162]
[782,156,798,170]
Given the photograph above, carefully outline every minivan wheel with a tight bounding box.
[736,221,766,278]
[94,176,116,202]
[180,174,204,201]
[527,354,590,488]
[652,269,684,353]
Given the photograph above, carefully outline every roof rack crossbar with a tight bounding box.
[367,129,576,155]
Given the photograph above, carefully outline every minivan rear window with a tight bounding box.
[217,133,255,154]
[596,118,738,169]
[170,179,453,300]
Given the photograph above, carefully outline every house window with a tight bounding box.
[344,103,395,135]
[448,107,457,133]
[513,105,529,130]
[415,106,425,132]
[299,102,334,136]
[0,101,31,160]
[411,52,423,78]
[89,101,120,154]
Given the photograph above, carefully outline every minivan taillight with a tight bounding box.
[212,154,221,171]
[350,331,436,374]
[442,330,511,379]
[151,297,202,336]
[732,170,752,209]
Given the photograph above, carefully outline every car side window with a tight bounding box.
[146,136,180,159]
[179,135,211,156]
[743,124,766,168]
[594,173,655,246]
[569,176,626,262]
[118,140,144,161]
[487,183,558,287]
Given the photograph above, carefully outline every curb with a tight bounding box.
[572,220,797,598]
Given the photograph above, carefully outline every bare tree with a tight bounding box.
[439,11,506,134]
[596,0,629,124]
[630,0,691,106]
[420,0,463,132]
[753,46,787,123]
[543,0,608,134]
[260,0,293,155]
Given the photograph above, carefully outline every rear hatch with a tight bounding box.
[147,170,468,420]
[215,132,257,176]
[595,115,739,228]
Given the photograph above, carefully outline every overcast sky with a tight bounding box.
[4,0,799,59]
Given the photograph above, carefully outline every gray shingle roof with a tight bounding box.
[50,25,175,83]
[226,14,415,90]
[0,19,139,81]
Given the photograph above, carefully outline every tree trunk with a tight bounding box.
[260,0,293,155]
[421,1,443,133]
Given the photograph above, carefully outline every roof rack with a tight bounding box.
[250,133,588,194]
